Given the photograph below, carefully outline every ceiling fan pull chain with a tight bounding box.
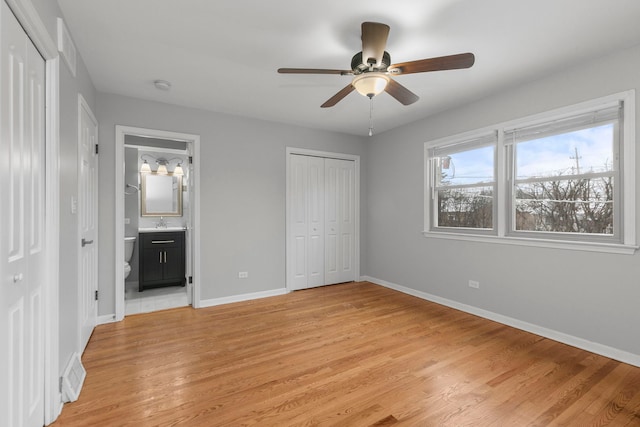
[368,98,374,136]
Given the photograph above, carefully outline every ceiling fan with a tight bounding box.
[278,22,475,108]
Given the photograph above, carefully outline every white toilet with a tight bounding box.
[124,236,136,279]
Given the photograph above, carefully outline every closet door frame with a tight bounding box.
[285,147,360,292]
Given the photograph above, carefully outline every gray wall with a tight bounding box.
[365,43,640,357]
[96,94,368,314]
[29,0,98,371]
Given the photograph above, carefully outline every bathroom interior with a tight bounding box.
[123,135,193,315]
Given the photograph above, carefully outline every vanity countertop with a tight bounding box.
[138,227,186,233]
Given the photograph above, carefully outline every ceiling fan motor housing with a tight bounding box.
[351,51,391,74]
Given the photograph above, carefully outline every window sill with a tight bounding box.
[422,231,638,255]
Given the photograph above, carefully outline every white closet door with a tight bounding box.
[289,155,325,290]
[324,158,355,285]
[0,2,46,426]
[289,154,355,290]
[307,156,325,287]
[290,154,308,290]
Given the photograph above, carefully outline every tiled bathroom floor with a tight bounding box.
[125,281,189,315]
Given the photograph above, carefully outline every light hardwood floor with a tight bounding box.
[52,282,640,426]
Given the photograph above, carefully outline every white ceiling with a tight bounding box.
[57,0,640,137]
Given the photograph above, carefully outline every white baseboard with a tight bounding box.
[199,288,288,308]
[362,276,640,368]
[97,314,118,325]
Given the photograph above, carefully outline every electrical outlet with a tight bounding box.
[238,272,248,279]
[468,280,480,289]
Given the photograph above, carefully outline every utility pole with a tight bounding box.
[570,147,581,174]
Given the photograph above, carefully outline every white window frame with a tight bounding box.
[428,132,498,235]
[424,90,637,254]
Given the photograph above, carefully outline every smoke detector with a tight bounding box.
[153,80,172,91]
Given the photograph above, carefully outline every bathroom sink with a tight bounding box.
[138,227,186,232]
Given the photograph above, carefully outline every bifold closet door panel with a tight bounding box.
[289,155,308,290]
[289,155,325,290]
[324,158,355,286]
[1,3,46,425]
[307,156,325,288]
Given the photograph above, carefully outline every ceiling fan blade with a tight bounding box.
[278,68,353,75]
[321,84,355,108]
[361,22,390,67]
[388,52,475,75]
[384,78,419,106]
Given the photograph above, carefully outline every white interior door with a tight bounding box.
[288,154,355,290]
[0,2,46,426]
[78,96,98,352]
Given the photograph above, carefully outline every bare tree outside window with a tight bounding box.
[515,176,613,234]
[434,144,495,230]
[512,124,616,236]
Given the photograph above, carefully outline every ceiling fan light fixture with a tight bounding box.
[352,72,389,98]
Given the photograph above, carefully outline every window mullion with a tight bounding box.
[497,130,507,237]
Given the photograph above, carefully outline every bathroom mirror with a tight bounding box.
[141,173,183,216]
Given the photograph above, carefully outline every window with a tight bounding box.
[507,105,619,240]
[429,133,497,232]
[425,91,636,253]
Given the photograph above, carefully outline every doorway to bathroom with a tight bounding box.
[115,126,201,320]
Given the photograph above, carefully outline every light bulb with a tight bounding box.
[140,160,151,173]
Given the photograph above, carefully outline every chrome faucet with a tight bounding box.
[156,216,168,228]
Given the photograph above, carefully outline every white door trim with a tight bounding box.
[285,147,360,292]
[4,0,61,423]
[44,56,61,425]
[114,126,201,321]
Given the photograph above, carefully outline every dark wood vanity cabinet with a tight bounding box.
[139,231,186,292]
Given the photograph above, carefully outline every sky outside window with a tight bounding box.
[440,145,494,186]
[516,124,614,179]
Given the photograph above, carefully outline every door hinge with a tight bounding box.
[188,276,193,284]
[59,376,64,392]
[95,144,99,154]
[94,290,99,301]
[188,156,193,164]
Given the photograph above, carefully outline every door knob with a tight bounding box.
[82,238,94,247]
[13,273,24,283]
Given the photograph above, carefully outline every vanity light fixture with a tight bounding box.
[173,163,184,176]
[140,154,185,175]
[140,159,152,173]
[156,162,168,175]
